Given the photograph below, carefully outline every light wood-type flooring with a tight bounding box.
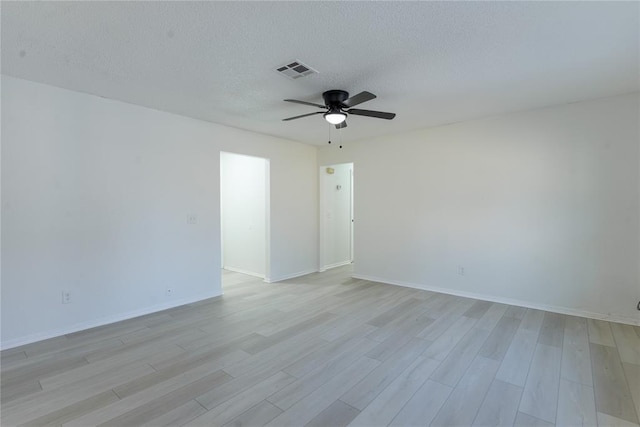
[2,265,639,426]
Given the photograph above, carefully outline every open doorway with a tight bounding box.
[319,163,354,271]
[220,152,270,286]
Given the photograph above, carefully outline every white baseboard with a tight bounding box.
[352,274,640,327]
[266,268,318,283]
[222,266,265,279]
[0,291,222,350]
[320,260,353,272]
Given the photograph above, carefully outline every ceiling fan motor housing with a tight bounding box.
[322,90,349,108]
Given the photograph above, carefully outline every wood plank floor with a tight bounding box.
[2,265,639,426]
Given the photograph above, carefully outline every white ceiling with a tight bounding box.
[2,1,638,146]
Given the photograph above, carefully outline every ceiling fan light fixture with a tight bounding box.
[324,110,346,125]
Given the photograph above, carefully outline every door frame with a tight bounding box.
[220,151,271,284]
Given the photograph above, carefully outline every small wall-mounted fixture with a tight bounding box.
[326,167,335,174]
[336,185,342,191]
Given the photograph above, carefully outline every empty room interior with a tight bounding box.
[1,2,639,426]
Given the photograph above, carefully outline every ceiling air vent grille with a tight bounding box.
[274,60,318,80]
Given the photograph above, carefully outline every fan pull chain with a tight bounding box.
[328,123,332,145]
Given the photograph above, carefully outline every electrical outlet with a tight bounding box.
[187,214,197,225]
[62,290,71,304]
[457,266,465,276]
[165,289,172,297]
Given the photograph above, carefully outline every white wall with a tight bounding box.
[321,163,353,269]
[221,152,267,278]
[319,94,640,325]
[1,76,318,348]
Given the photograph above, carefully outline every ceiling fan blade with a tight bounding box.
[335,121,347,130]
[342,91,376,108]
[282,111,324,121]
[284,99,326,109]
[347,109,396,120]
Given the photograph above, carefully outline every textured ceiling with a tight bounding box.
[2,1,638,146]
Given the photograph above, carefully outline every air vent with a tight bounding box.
[274,60,318,80]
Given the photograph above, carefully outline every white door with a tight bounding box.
[320,163,353,270]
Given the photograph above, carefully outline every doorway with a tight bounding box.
[220,152,270,283]
[320,163,354,271]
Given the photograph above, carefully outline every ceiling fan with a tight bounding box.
[282,90,396,129]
